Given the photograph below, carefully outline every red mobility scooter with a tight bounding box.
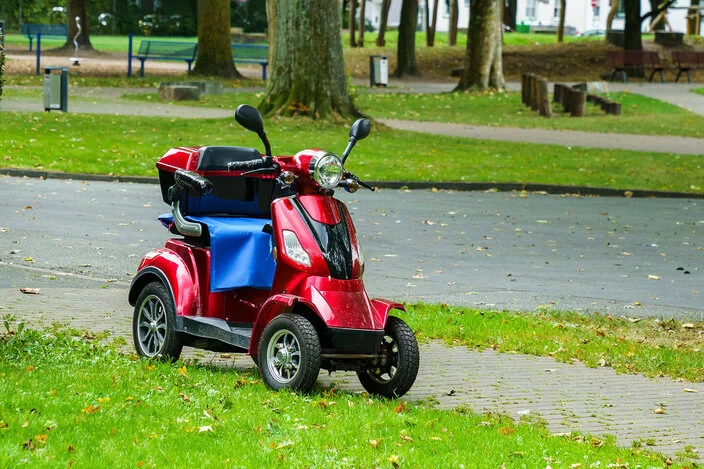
[128,105,419,397]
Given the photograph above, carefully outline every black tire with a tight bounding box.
[358,316,419,398]
[257,313,321,392]
[132,281,183,361]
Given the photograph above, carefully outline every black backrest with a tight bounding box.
[197,146,261,171]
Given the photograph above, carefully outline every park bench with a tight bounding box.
[672,51,704,83]
[606,50,665,83]
[135,40,198,77]
[232,43,269,80]
[21,23,67,51]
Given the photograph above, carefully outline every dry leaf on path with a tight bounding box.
[19,288,40,295]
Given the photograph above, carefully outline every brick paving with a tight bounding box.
[2,279,702,460]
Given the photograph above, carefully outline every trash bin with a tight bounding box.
[369,55,388,87]
[43,66,69,112]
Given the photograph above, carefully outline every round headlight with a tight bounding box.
[310,152,343,189]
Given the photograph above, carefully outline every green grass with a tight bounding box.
[400,305,704,382]
[693,87,704,96]
[117,88,704,138]
[1,111,703,193]
[0,325,685,468]
[2,31,602,55]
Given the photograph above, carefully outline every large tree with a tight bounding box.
[358,0,367,47]
[192,0,240,77]
[395,0,419,76]
[624,0,643,50]
[61,0,94,52]
[456,0,504,90]
[260,0,359,120]
[349,0,358,47]
[376,0,392,46]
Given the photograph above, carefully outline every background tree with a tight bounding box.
[61,0,94,52]
[687,0,701,34]
[425,0,439,46]
[260,0,359,120]
[395,0,419,76]
[192,0,240,77]
[358,0,367,47]
[449,0,459,46]
[556,0,566,42]
[504,0,517,30]
[606,0,619,33]
[624,0,643,50]
[456,0,504,90]
[349,0,357,47]
[376,0,392,46]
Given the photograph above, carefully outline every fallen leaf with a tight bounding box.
[648,275,661,280]
[400,434,413,443]
[198,426,213,433]
[19,288,40,295]
[178,366,188,377]
[499,426,516,436]
[683,388,697,393]
[23,257,34,263]
[682,323,695,329]
[654,406,666,414]
[394,402,408,413]
[369,439,381,448]
[35,434,47,444]
[81,405,100,414]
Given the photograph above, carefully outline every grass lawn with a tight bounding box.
[1,111,703,193]
[693,87,704,96]
[400,305,704,382]
[0,324,690,468]
[112,87,704,139]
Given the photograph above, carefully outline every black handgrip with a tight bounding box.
[228,156,272,172]
[174,169,213,196]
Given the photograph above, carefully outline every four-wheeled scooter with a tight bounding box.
[128,105,419,397]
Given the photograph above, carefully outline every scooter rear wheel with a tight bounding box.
[133,281,183,361]
[358,316,419,398]
[258,313,320,392]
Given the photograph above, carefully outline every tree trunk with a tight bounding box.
[426,0,439,47]
[688,0,701,35]
[606,0,620,33]
[260,0,360,120]
[376,0,392,46]
[395,0,419,76]
[504,0,517,30]
[358,0,366,47]
[456,0,504,90]
[349,0,358,47]
[192,0,239,77]
[557,0,566,42]
[62,0,94,52]
[648,0,667,30]
[449,0,459,46]
[624,0,643,50]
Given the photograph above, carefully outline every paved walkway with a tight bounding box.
[1,267,702,460]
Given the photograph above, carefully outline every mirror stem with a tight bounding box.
[260,132,272,157]
[340,137,357,164]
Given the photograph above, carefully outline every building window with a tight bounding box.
[526,0,536,17]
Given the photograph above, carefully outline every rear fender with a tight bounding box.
[370,298,406,328]
[128,248,201,317]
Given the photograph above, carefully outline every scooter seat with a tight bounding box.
[158,214,275,292]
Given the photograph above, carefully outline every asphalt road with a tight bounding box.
[1,175,702,319]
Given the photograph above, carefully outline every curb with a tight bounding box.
[2,168,703,199]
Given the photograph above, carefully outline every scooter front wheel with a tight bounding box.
[258,313,320,392]
[358,316,419,398]
[133,281,183,362]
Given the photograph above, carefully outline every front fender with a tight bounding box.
[370,298,406,328]
[249,294,306,355]
[128,248,201,317]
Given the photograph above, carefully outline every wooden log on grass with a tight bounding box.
[530,76,539,112]
[521,74,529,106]
[553,83,563,104]
[605,102,622,115]
[570,89,587,117]
[561,87,572,113]
[538,79,552,118]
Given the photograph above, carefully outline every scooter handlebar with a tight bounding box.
[228,156,274,172]
[174,169,213,196]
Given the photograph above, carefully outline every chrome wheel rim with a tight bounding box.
[367,335,398,383]
[136,294,167,357]
[266,329,301,384]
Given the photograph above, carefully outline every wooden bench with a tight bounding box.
[232,43,269,80]
[672,51,704,83]
[606,50,665,83]
[135,41,198,77]
[21,24,67,51]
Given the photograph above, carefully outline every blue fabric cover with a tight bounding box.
[158,214,276,292]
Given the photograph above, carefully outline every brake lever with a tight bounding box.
[345,172,375,191]
[243,163,281,176]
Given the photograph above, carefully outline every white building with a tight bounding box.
[363,0,700,37]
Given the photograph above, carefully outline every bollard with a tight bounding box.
[570,89,587,117]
